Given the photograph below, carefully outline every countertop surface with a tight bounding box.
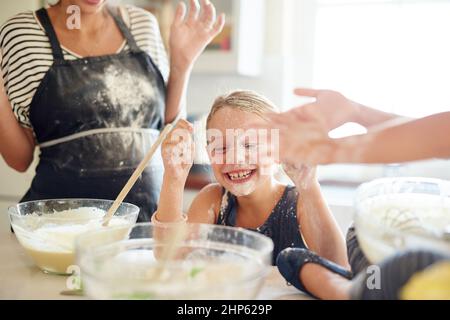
[0,211,310,300]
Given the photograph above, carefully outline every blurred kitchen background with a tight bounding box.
[1,0,450,232]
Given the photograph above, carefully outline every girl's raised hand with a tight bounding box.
[161,119,195,180]
[282,163,317,191]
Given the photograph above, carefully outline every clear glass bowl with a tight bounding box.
[9,199,139,275]
[354,177,450,264]
[75,223,274,300]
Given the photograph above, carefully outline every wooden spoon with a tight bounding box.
[102,123,175,226]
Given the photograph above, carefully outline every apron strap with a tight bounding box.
[38,127,160,148]
[108,7,140,53]
[35,8,65,61]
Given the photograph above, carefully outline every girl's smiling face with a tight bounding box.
[207,107,277,197]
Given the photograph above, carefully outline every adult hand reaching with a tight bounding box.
[251,88,361,165]
[262,108,336,165]
[291,88,361,131]
[255,87,450,165]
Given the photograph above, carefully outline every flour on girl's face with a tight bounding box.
[227,179,257,197]
[95,65,156,127]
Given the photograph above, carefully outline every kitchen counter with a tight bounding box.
[0,210,310,300]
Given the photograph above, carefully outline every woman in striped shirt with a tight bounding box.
[0,0,225,222]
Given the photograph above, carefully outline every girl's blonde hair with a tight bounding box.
[206,90,279,127]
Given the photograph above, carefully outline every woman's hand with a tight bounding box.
[161,119,195,181]
[169,0,225,72]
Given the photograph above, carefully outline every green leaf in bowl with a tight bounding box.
[189,266,204,278]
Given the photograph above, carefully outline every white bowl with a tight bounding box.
[354,177,450,264]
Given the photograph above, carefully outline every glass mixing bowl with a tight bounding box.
[9,199,139,275]
[354,177,450,264]
[75,223,274,299]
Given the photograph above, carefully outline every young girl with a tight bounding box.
[152,90,348,267]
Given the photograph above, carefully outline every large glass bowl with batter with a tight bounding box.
[9,199,139,275]
[75,222,274,299]
[354,177,450,264]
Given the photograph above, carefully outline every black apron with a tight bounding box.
[22,8,166,222]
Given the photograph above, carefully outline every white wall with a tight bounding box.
[0,1,41,24]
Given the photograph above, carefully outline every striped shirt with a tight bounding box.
[0,5,169,129]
